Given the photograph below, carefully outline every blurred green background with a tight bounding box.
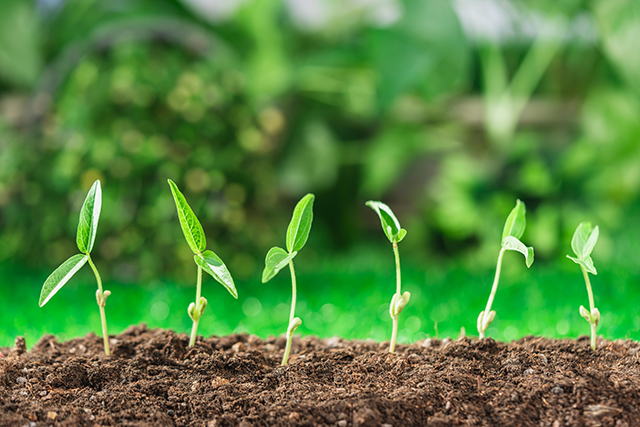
[1,0,640,348]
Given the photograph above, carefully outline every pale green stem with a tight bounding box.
[88,256,109,356]
[282,260,297,366]
[189,266,203,347]
[389,242,401,353]
[581,265,597,350]
[479,247,505,339]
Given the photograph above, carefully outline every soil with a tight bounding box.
[0,325,639,426]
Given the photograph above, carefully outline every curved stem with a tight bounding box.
[282,260,297,366]
[479,247,505,339]
[88,256,109,356]
[581,265,597,350]
[389,242,401,353]
[189,266,203,347]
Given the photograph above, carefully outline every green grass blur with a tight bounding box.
[3,244,639,349]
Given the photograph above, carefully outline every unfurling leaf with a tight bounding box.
[195,250,238,298]
[76,180,102,254]
[570,222,599,260]
[286,194,315,253]
[366,200,406,243]
[502,199,526,241]
[566,255,597,275]
[39,254,88,307]
[390,291,411,317]
[287,317,302,336]
[168,179,206,255]
[502,236,534,268]
[262,247,297,283]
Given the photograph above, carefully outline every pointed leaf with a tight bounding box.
[39,254,88,307]
[286,194,315,253]
[571,222,599,259]
[502,236,534,268]
[195,250,237,299]
[76,180,102,254]
[366,200,404,243]
[566,255,598,275]
[168,179,206,255]
[502,199,526,241]
[262,246,297,283]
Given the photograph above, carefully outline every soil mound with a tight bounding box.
[0,325,638,426]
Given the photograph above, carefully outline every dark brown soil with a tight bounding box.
[1,325,639,426]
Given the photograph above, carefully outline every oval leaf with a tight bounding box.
[39,254,88,307]
[168,179,206,255]
[262,246,297,283]
[366,200,404,243]
[570,222,599,259]
[502,199,526,241]
[194,250,237,299]
[502,236,534,268]
[76,180,102,254]
[286,194,315,253]
[567,255,598,275]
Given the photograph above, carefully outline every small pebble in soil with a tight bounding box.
[524,368,534,375]
[551,386,563,394]
[326,337,342,348]
[337,421,347,427]
[39,391,47,397]
[445,401,452,411]
[16,377,27,384]
[167,410,175,417]
[422,338,432,348]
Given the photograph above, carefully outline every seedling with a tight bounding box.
[168,179,238,347]
[262,193,315,366]
[477,199,534,339]
[567,222,600,350]
[39,180,112,355]
[365,200,410,353]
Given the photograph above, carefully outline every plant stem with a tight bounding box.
[282,260,297,366]
[189,266,203,347]
[88,256,109,356]
[581,265,597,350]
[479,247,505,339]
[389,242,401,353]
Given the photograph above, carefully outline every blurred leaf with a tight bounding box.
[0,0,42,87]
[286,193,315,253]
[76,180,102,254]
[570,222,599,259]
[194,250,237,298]
[39,254,88,307]
[594,0,640,95]
[366,0,470,109]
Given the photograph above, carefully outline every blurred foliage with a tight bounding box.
[0,0,640,288]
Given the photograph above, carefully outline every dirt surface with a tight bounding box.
[0,325,639,426]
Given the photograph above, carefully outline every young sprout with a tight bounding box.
[262,193,315,366]
[567,222,600,350]
[365,200,410,353]
[39,180,112,355]
[477,199,534,339]
[168,179,238,347]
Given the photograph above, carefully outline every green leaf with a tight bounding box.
[366,200,405,243]
[39,254,88,307]
[567,255,598,275]
[262,246,297,283]
[502,236,534,268]
[168,179,206,255]
[286,193,315,253]
[76,180,102,254]
[570,222,599,259]
[502,199,526,241]
[194,250,237,299]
